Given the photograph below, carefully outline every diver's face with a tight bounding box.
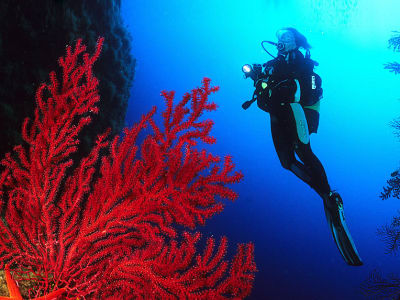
[276,30,297,53]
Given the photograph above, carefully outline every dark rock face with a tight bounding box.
[0,0,134,158]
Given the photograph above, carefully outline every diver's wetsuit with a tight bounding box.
[259,49,331,197]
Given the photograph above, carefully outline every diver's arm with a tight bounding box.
[255,77,270,113]
[256,94,269,112]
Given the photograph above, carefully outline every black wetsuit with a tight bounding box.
[258,49,331,197]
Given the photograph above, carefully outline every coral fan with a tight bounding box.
[0,39,256,299]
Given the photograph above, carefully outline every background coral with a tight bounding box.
[380,31,400,202]
[361,31,400,299]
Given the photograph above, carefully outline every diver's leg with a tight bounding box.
[295,142,331,198]
[270,115,296,169]
[284,106,362,265]
[289,160,313,184]
[270,114,314,185]
[271,105,323,189]
[289,121,363,265]
[283,103,331,197]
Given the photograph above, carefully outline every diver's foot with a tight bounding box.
[323,191,343,212]
[322,191,363,266]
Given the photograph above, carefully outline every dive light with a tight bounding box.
[242,64,253,78]
[242,63,262,81]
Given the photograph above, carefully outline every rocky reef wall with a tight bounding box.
[0,0,134,158]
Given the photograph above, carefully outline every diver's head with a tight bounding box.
[276,29,296,53]
[276,27,311,54]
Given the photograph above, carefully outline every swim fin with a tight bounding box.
[323,192,363,266]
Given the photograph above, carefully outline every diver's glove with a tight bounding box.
[323,191,363,266]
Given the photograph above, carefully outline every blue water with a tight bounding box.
[121,1,400,299]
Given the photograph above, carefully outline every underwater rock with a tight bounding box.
[0,0,134,159]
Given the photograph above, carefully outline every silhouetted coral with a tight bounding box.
[377,216,400,254]
[389,31,400,52]
[363,31,400,299]
[384,32,400,74]
[381,31,400,200]
[384,62,400,74]
[361,269,400,299]
[380,170,400,200]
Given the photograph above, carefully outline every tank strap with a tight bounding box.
[304,100,321,112]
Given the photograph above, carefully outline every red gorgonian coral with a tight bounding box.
[0,38,256,299]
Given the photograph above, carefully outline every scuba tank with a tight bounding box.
[299,49,323,107]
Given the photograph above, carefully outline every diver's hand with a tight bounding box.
[242,100,255,110]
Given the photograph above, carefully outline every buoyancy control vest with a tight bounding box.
[261,49,323,110]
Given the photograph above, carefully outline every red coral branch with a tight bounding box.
[0,38,256,299]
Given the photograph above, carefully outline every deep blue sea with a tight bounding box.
[121,1,400,299]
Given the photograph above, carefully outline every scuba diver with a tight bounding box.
[242,27,363,266]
